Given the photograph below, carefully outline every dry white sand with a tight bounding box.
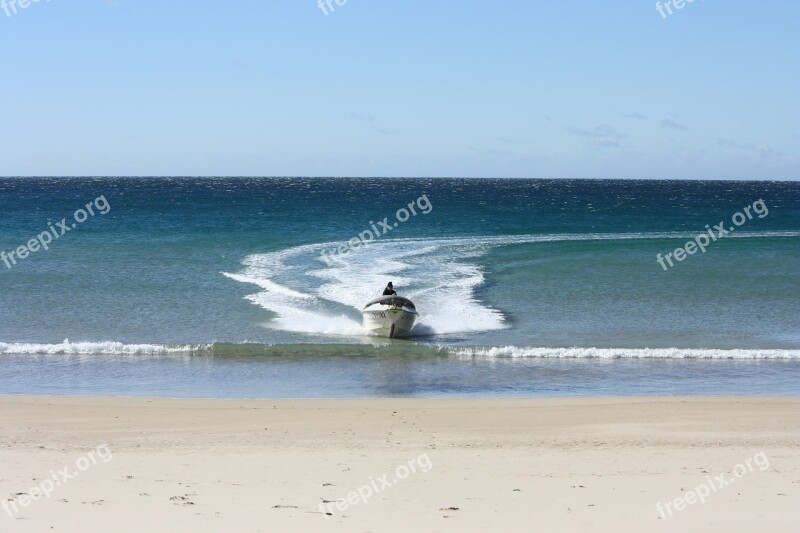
[1,396,798,532]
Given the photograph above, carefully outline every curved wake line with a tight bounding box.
[222,272,315,300]
[229,230,800,278]
[234,230,800,268]
[302,230,800,253]
[447,346,800,360]
[355,229,800,247]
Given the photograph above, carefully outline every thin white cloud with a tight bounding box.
[496,136,532,145]
[350,113,375,122]
[661,118,687,130]
[567,125,626,147]
[622,111,648,120]
[715,138,786,159]
[466,146,514,158]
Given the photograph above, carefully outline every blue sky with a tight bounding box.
[1,0,798,178]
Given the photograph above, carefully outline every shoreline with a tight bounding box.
[2,392,800,400]
[2,396,799,531]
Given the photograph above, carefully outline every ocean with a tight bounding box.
[1,177,798,397]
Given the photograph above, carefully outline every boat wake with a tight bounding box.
[222,235,511,337]
[221,231,799,338]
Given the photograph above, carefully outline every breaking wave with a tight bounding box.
[3,341,798,360]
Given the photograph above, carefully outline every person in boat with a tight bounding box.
[382,282,397,296]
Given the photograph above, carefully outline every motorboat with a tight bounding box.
[361,296,418,338]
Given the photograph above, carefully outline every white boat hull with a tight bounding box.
[362,308,417,338]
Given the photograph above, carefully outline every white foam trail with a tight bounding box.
[223,237,505,336]
[223,231,800,337]
[0,340,206,355]
[222,273,314,300]
[245,291,365,335]
[448,346,800,359]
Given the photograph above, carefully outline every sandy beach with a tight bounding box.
[1,396,798,532]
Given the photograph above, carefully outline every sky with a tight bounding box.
[0,0,798,179]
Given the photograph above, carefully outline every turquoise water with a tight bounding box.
[1,177,798,397]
